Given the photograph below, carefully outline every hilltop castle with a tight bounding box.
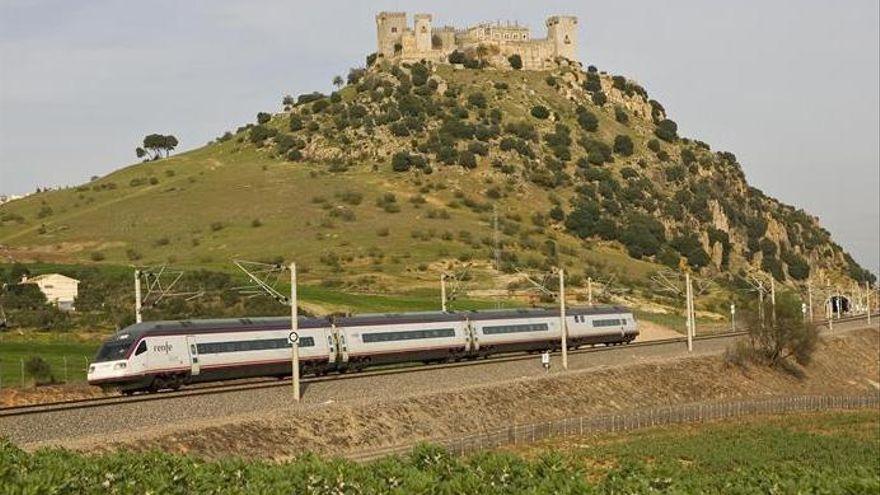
[375,12,578,70]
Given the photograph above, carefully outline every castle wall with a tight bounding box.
[376,12,578,69]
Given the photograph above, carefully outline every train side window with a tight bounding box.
[135,341,147,356]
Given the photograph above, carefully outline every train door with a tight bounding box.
[186,336,201,376]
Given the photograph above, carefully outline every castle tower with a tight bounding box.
[546,15,578,60]
[376,12,408,57]
[414,14,433,52]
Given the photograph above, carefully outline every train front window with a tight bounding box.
[94,341,132,362]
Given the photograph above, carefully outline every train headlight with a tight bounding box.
[113,362,127,370]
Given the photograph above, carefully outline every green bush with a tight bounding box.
[614,106,629,124]
[655,119,679,142]
[613,135,634,156]
[256,112,272,125]
[530,105,550,119]
[576,108,599,132]
[507,54,523,69]
[467,92,487,109]
[591,92,608,106]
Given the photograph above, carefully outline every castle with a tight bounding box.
[375,12,578,70]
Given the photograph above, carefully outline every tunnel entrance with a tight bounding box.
[828,295,850,316]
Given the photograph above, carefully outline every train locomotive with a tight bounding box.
[87,306,638,393]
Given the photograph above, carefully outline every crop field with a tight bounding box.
[2,410,876,493]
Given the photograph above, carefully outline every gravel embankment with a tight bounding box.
[2,319,875,454]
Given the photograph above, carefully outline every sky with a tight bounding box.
[1,0,878,275]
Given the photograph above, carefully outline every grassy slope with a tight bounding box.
[0,66,663,294]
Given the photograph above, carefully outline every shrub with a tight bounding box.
[376,227,390,237]
[576,109,599,132]
[256,112,272,125]
[467,92,487,109]
[25,356,54,385]
[507,54,523,69]
[740,291,819,368]
[89,252,105,262]
[338,190,363,205]
[210,221,224,232]
[458,150,477,169]
[613,135,634,156]
[530,105,550,119]
[614,106,629,124]
[670,235,711,268]
[288,114,305,131]
[391,151,428,172]
[591,92,607,106]
[655,119,679,142]
[376,192,400,213]
[251,218,263,228]
[504,121,538,141]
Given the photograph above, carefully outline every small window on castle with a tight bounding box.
[391,27,398,33]
[421,26,427,33]
[564,35,571,44]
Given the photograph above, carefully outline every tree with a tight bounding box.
[257,112,272,125]
[138,134,179,160]
[507,54,523,69]
[332,75,344,89]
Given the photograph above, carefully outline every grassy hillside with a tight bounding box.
[0,57,873,315]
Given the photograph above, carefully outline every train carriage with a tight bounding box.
[88,316,335,392]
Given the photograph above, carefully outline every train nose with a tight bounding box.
[87,360,129,384]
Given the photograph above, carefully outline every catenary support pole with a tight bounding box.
[290,262,300,401]
[134,269,143,324]
[440,273,447,312]
[685,272,693,352]
[559,268,568,370]
[867,282,872,325]
[587,277,593,306]
[770,278,777,326]
[730,303,736,333]
[807,280,813,322]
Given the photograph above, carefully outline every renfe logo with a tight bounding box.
[154,342,173,354]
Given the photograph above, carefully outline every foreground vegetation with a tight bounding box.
[2,410,876,493]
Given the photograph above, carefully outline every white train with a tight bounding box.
[87,306,638,393]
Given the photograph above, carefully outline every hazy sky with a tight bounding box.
[1,1,878,274]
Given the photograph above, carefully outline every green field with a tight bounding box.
[2,410,876,493]
[0,334,100,388]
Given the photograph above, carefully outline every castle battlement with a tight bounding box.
[375,12,578,70]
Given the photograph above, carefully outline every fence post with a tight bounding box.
[20,358,25,388]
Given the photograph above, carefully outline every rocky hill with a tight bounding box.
[0,56,873,311]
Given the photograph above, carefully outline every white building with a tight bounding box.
[20,273,80,311]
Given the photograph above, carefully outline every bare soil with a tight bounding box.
[0,383,109,407]
[84,327,878,461]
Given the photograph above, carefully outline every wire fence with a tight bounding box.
[0,355,92,390]
[347,394,880,462]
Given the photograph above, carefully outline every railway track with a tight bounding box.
[2,313,875,418]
